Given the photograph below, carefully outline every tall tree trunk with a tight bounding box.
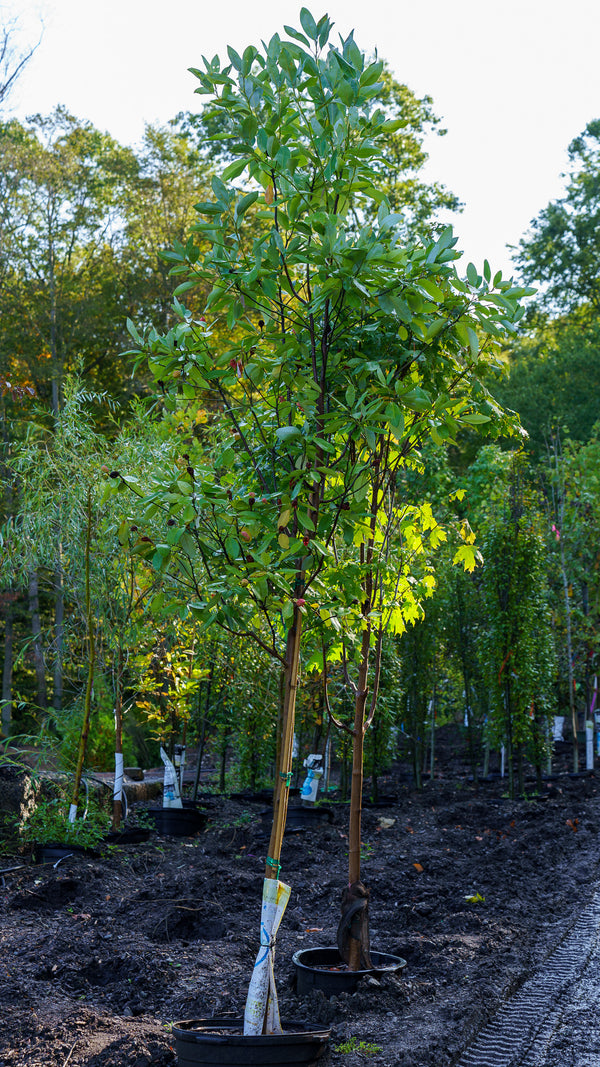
[112,645,124,830]
[53,559,64,713]
[69,489,94,821]
[1,598,14,734]
[344,623,374,972]
[559,540,578,772]
[28,570,47,713]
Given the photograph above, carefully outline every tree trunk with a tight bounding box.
[69,490,94,821]
[28,570,47,713]
[53,560,64,713]
[1,598,14,734]
[112,645,124,830]
[344,624,372,971]
[559,543,578,773]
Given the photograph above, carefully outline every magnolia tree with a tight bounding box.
[121,8,530,1012]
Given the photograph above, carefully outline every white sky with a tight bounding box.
[6,0,600,279]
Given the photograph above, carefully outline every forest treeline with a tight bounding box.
[2,18,600,801]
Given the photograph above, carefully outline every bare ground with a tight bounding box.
[1,748,599,1066]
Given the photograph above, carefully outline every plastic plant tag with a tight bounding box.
[160,747,183,809]
[244,877,291,1036]
[300,767,323,802]
[301,753,323,803]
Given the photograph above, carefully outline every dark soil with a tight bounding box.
[1,740,599,1066]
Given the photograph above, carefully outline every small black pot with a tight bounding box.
[173,1019,329,1066]
[362,794,398,809]
[143,807,207,837]
[34,842,95,863]
[258,806,333,834]
[293,946,406,997]
[103,827,152,845]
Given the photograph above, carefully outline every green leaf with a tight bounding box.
[299,8,318,39]
[236,191,259,218]
[222,157,249,181]
[466,262,480,287]
[276,425,302,442]
[227,45,243,70]
[284,25,310,45]
[461,412,491,425]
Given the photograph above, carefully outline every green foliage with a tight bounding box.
[495,313,600,456]
[120,12,530,676]
[21,783,110,847]
[480,465,555,785]
[516,119,600,315]
[334,1036,382,1055]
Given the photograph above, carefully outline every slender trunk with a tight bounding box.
[112,645,124,830]
[69,490,95,821]
[346,624,371,970]
[1,599,14,734]
[457,581,478,786]
[218,728,229,792]
[192,679,210,800]
[517,744,525,796]
[266,607,302,881]
[429,652,437,779]
[559,545,578,772]
[28,571,47,713]
[53,560,64,713]
[506,687,514,800]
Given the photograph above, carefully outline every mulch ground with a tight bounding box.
[1,741,599,1066]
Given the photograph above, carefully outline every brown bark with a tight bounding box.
[1,598,14,734]
[28,571,47,712]
[70,490,94,817]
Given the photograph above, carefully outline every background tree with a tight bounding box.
[516,119,600,317]
[0,109,138,415]
[0,9,39,111]
[480,465,555,796]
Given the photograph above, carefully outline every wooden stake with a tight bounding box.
[266,606,302,879]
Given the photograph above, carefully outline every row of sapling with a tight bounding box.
[4,387,173,839]
[115,7,531,1037]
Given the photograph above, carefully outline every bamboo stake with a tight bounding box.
[265,606,302,880]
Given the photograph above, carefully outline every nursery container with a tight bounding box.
[293,946,406,996]
[258,805,333,834]
[172,1018,330,1067]
[103,827,152,845]
[34,842,94,863]
[142,806,207,836]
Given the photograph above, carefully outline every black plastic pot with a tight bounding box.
[293,946,406,997]
[231,788,301,804]
[362,794,398,809]
[103,827,152,845]
[34,842,95,863]
[142,807,207,836]
[258,805,333,835]
[172,1018,330,1066]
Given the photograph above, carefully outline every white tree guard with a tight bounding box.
[244,878,291,1036]
[160,747,183,808]
[113,752,124,802]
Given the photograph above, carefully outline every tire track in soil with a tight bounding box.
[455,888,600,1067]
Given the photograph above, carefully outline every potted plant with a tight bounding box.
[135,622,208,836]
[119,4,531,1053]
[22,779,111,862]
